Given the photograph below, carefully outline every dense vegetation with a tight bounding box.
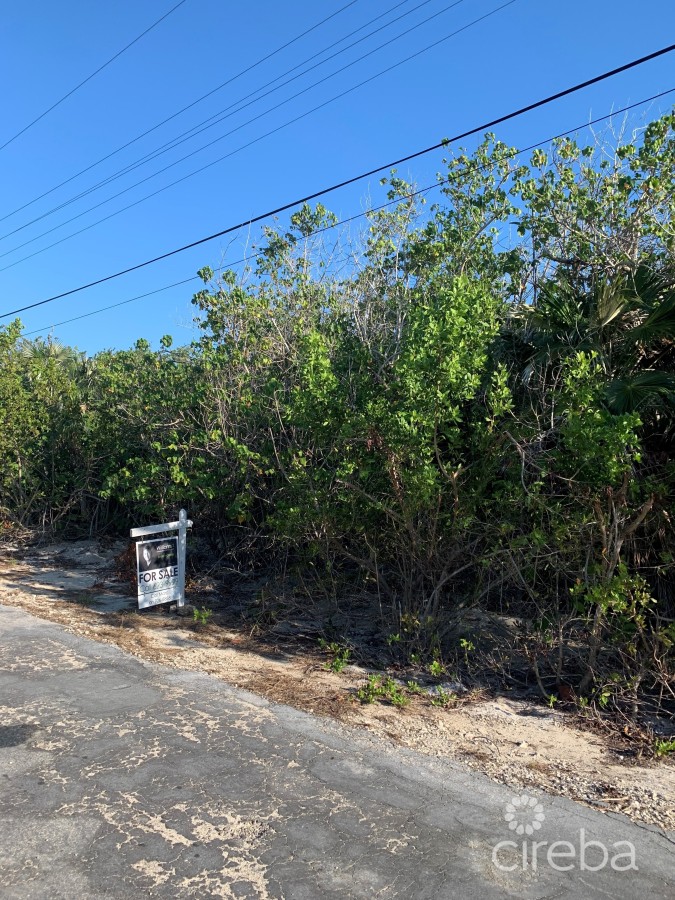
[2,111,675,723]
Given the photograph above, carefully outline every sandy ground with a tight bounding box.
[0,540,673,833]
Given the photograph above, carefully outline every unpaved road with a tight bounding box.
[1,604,674,899]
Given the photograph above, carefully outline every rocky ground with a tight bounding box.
[1,538,673,834]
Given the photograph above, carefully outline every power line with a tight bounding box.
[0,0,447,243]
[0,0,362,222]
[0,0,472,258]
[19,87,675,339]
[108,0,437,184]
[0,0,518,269]
[22,277,200,338]
[0,0,190,153]
[3,44,674,322]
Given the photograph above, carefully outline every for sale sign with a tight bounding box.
[131,509,191,610]
[136,537,179,608]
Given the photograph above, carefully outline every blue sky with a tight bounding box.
[1,0,674,353]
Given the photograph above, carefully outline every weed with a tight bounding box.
[357,675,409,707]
[192,607,212,628]
[430,686,457,708]
[356,675,380,704]
[428,659,446,678]
[318,639,351,673]
[459,637,475,667]
[654,738,675,759]
[406,680,424,695]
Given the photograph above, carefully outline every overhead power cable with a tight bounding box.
[19,87,675,339]
[2,44,674,322]
[108,0,441,183]
[0,0,518,268]
[0,0,362,222]
[0,0,450,243]
[0,0,190,153]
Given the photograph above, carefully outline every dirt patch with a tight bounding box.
[1,542,674,833]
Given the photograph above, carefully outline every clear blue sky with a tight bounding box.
[1,0,673,353]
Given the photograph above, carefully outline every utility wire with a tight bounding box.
[0,0,362,222]
[0,0,190,153]
[0,0,516,268]
[0,0,470,254]
[0,0,448,242]
[19,87,675,339]
[3,44,674,322]
[109,0,438,182]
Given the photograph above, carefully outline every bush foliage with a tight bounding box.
[2,112,675,716]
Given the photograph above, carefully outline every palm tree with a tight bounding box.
[507,264,675,432]
[19,335,87,381]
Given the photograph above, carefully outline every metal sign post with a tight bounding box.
[177,508,188,608]
[130,509,192,610]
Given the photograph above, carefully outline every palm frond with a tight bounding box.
[605,371,675,414]
[628,290,675,345]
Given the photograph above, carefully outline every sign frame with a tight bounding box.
[130,509,192,610]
